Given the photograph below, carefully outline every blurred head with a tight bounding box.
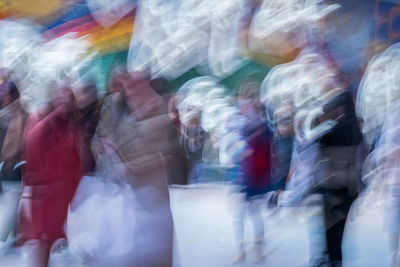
[75,81,98,109]
[238,73,263,102]
[0,78,19,107]
[237,74,263,116]
[124,72,155,109]
[274,105,294,137]
[110,71,125,94]
[36,101,52,119]
[51,86,75,110]
[111,69,160,112]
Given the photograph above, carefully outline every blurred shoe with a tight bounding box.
[253,250,265,263]
[0,238,16,256]
[232,250,245,264]
[233,241,246,264]
[329,261,342,267]
[390,252,399,267]
[253,240,265,263]
[81,253,95,265]
[50,238,68,254]
[0,241,8,255]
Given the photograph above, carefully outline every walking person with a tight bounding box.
[313,89,364,266]
[18,86,82,267]
[231,77,272,263]
[0,77,26,252]
[90,70,175,266]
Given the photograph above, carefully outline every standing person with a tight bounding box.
[92,70,174,266]
[18,86,82,267]
[270,105,294,192]
[74,81,100,176]
[0,77,26,251]
[280,109,329,267]
[231,77,272,263]
[162,93,189,185]
[313,89,364,266]
[180,111,206,184]
[367,102,400,267]
[0,78,26,182]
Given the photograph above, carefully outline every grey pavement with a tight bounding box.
[0,183,392,267]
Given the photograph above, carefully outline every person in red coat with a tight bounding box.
[231,76,272,263]
[18,87,81,267]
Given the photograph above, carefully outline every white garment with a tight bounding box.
[229,190,265,244]
[67,144,137,264]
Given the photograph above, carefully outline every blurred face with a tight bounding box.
[238,97,261,125]
[320,102,345,123]
[1,93,13,107]
[36,102,52,119]
[110,76,124,94]
[187,112,201,127]
[274,106,294,137]
[240,81,259,99]
[75,85,97,109]
[52,87,74,108]
[124,78,152,111]
[294,112,306,141]
[238,79,261,118]
[168,94,180,122]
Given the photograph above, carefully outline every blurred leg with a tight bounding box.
[0,188,19,241]
[22,239,51,267]
[305,195,328,267]
[307,212,328,267]
[231,193,247,262]
[389,232,400,267]
[248,197,265,242]
[325,219,346,264]
[248,197,265,262]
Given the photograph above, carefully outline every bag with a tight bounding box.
[312,145,364,196]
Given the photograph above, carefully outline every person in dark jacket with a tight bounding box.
[270,105,295,192]
[0,79,25,182]
[0,77,26,250]
[313,89,364,266]
[74,81,100,176]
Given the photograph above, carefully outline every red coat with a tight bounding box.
[18,105,81,244]
[240,125,272,197]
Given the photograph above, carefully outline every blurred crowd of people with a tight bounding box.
[0,0,399,267]
[0,52,391,267]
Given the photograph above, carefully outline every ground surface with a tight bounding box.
[0,182,391,267]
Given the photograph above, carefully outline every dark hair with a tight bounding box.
[8,81,19,99]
